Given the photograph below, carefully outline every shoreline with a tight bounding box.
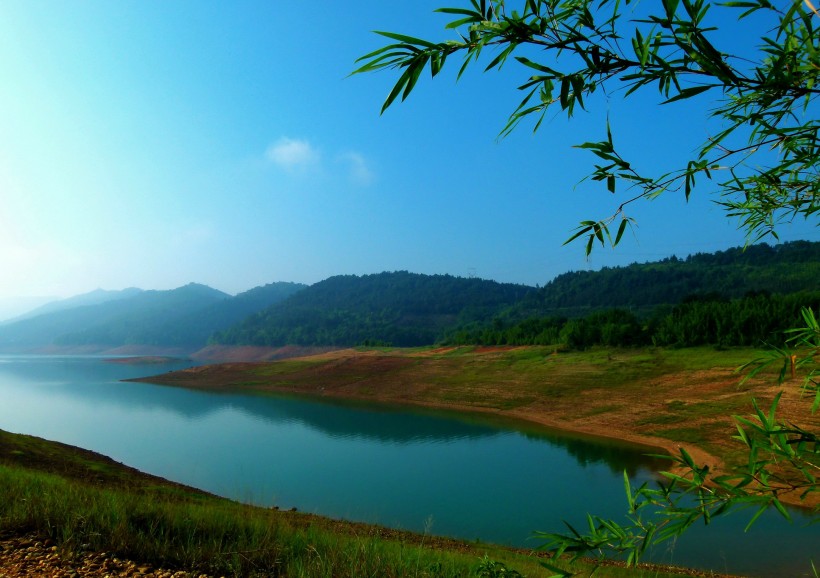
[0,426,737,578]
[129,345,818,501]
[254,383,713,468]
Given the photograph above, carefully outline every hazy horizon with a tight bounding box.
[0,237,812,322]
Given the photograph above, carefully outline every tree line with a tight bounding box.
[209,252,820,349]
[212,271,533,348]
[509,241,820,319]
[446,291,820,350]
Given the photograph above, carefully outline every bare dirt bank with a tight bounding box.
[190,344,340,362]
[131,345,820,508]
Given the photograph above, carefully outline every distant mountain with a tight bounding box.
[147,282,308,348]
[4,288,144,324]
[52,283,232,349]
[506,240,820,319]
[0,296,56,324]
[212,271,536,348]
[0,282,305,352]
[0,284,225,351]
[0,241,815,353]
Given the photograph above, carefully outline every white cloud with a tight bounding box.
[266,137,319,171]
[339,151,375,186]
[264,139,374,186]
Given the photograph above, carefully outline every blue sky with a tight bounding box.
[0,1,816,317]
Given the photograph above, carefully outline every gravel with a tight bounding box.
[0,534,217,578]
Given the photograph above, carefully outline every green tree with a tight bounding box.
[354,0,819,573]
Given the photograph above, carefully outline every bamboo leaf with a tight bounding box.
[434,7,482,17]
[372,30,438,49]
[563,224,594,245]
[662,84,714,104]
[772,498,791,521]
[402,55,429,100]
[744,504,768,531]
[539,560,573,578]
[614,218,629,245]
[624,471,635,511]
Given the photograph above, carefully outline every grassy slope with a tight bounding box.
[0,429,704,578]
[138,345,819,498]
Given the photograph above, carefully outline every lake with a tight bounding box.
[0,355,816,577]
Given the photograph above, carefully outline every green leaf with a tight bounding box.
[380,54,430,113]
[514,57,558,76]
[662,84,714,104]
[434,7,482,17]
[614,218,629,245]
[772,498,791,521]
[563,224,594,246]
[735,423,750,447]
[585,234,594,256]
[381,69,412,113]
[594,224,606,245]
[539,560,573,578]
[484,44,516,72]
[444,16,481,29]
[560,77,571,109]
[678,447,697,469]
[744,504,767,531]
[663,0,681,18]
[372,30,438,49]
[624,471,635,511]
[402,55,429,100]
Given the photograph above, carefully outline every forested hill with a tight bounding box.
[0,282,305,352]
[212,271,536,347]
[510,241,820,318]
[0,283,227,350]
[2,287,144,324]
[146,282,307,348]
[0,241,815,353]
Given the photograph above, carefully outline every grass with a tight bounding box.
[577,404,624,418]
[636,401,728,426]
[0,429,694,578]
[635,414,687,426]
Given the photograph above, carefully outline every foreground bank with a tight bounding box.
[0,428,714,578]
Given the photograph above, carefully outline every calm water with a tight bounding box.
[0,355,817,577]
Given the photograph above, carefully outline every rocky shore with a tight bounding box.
[0,534,214,578]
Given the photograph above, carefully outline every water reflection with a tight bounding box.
[0,355,816,578]
[534,433,665,477]
[0,356,664,471]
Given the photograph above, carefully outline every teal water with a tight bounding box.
[0,355,816,577]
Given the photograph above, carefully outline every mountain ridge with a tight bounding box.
[0,241,817,355]
[0,282,304,353]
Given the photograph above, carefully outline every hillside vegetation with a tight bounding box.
[212,271,535,347]
[215,241,820,349]
[448,290,820,349]
[510,240,820,318]
[0,241,817,354]
[0,282,305,353]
